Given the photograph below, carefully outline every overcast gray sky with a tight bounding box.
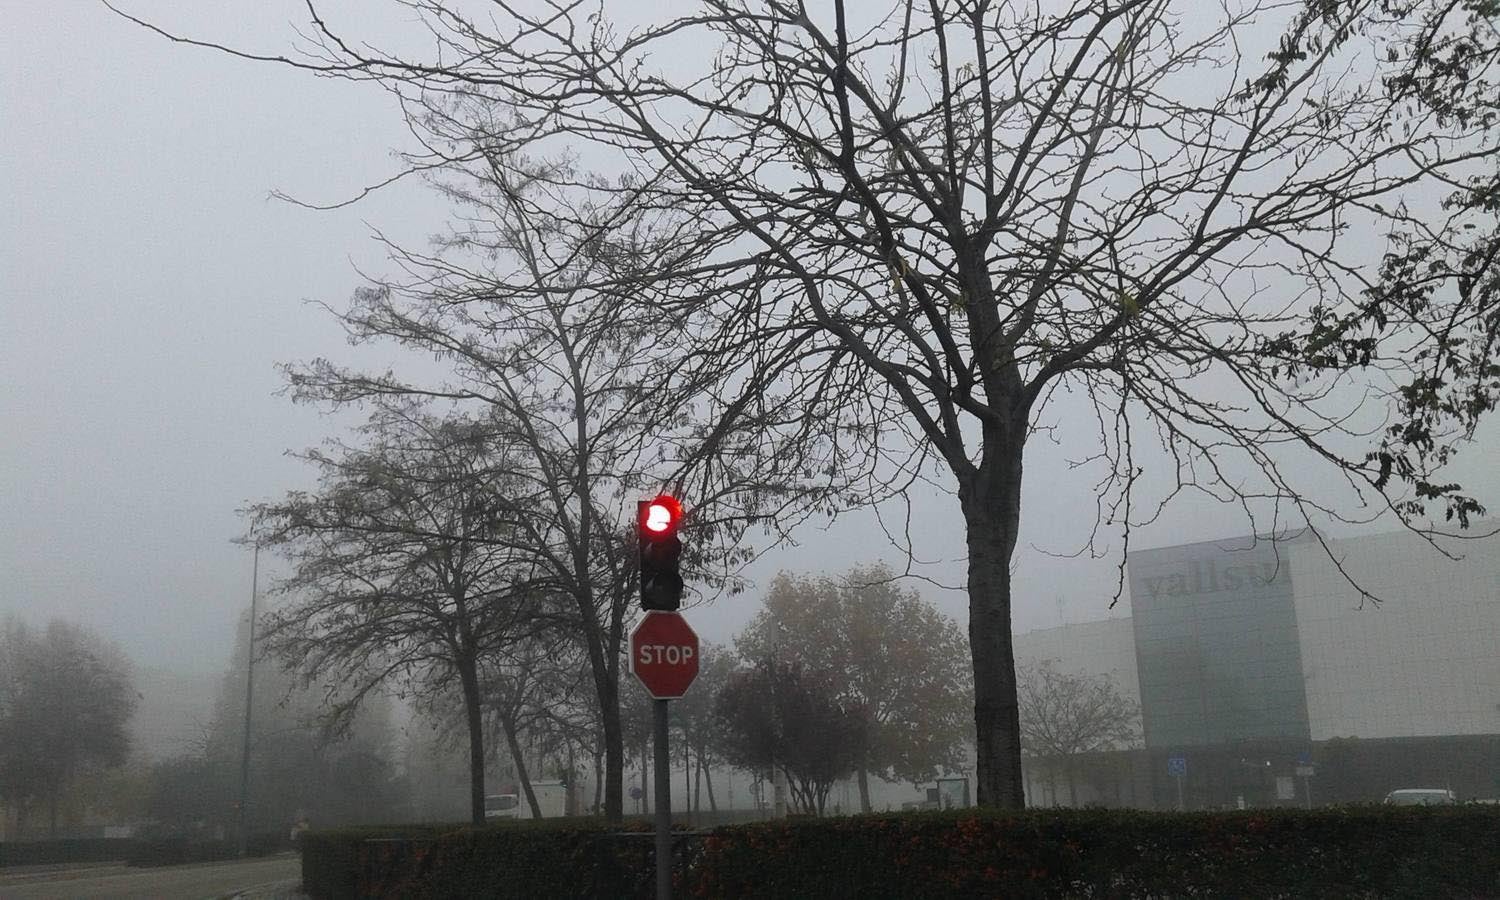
[5,1,1496,679]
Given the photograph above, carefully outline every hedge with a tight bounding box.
[690,806,1500,898]
[0,838,136,868]
[302,805,1500,899]
[300,824,442,898]
[124,830,288,867]
[302,819,674,899]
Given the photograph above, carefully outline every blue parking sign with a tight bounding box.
[1167,755,1187,777]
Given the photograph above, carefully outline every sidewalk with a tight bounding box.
[219,883,307,900]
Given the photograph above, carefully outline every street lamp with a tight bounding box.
[237,543,259,857]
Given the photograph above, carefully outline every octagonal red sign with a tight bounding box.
[630,611,700,699]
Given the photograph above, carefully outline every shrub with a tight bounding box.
[245,830,291,857]
[0,838,135,868]
[300,823,463,899]
[690,806,1500,899]
[360,818,670,899]
[300,806,1500,899]
[125,834,237,867]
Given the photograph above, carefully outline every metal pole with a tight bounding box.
[1175,775,1184,811]
[654,699,672,900]
[237,544,259,857]
[1303,775,1312,810]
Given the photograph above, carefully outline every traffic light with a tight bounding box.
[638,495,684,611]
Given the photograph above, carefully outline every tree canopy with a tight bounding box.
[251,400,542,824]
[736,566,972,810]
[0,618,136,836]
[714,657,869,815]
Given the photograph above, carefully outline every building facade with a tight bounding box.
[1014,527,1500,808]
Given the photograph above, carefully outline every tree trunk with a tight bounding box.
[48,791,59,838]
[577,601,625,822]
[960,452,1027,809]
[567,742,577,816]
[456,656,487,826]
[500,714,542,819]
[856,765,873,813]
[1067,766,1078,807]
[693,750,702,813]
[641,738,650,814]
[592,749,603,816]
[704,757,718,813]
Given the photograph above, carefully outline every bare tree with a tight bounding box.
[619,667,657,815]
[266,153,747,822]
[1017,660,1140,806]
[478,629,595,819]
[666,642,736,816]
[116,0,1499,808]
[250,401,539,825]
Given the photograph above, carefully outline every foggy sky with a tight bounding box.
[5,1,1496,681]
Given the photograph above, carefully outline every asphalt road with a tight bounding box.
[0,855,303,900]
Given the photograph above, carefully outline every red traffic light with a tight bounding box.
[639,494,682,538]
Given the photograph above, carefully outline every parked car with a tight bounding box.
[1382,788,1458,806]
[484,793,521,819]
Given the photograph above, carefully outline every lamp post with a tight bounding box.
[237,543,259,857]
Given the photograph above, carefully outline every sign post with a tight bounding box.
[1167,755,1187,811]
[653,699,671,900]
[1290,762,1314,810]
[631,610,700,900]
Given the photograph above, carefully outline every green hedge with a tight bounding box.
[302,819,671,899]
[301,824,458,899]
[302,806,1500,899]
[0,838,135,868]
[123,830,287,868]
[395,819,669,898]
[691,806,1500,898]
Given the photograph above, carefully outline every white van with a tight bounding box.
[484,793,522,819]
[484,780,571,819]
[1382,788,1457,806]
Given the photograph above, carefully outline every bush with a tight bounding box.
[0,838,135,868]
[302,819,685,899]
[300,806,1500,899]
[301,824,461,899]
[691,806,1500,899]
[245,830,291,857]
[377,819,668,899]
[125,834,237,867]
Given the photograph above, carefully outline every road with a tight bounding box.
[0,855,302,899]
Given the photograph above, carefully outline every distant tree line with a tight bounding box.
[142,612,409,838]
[0,612,416,842]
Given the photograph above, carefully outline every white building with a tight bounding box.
[1010,526,1500,807]
[1291,529,1500,740]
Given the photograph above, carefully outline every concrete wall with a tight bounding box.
[1014,616,1140,709]
[1289,529,1500,740]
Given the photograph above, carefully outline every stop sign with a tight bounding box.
[630,611,700,699]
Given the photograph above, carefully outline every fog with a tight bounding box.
[3,0,1499,840]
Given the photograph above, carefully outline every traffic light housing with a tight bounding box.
[638,495,684,611]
